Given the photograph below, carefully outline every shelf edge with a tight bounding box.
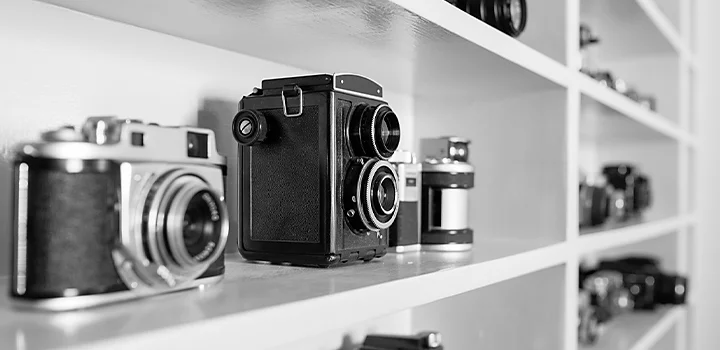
[577,216,690,255]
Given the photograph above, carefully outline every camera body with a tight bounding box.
[582,270,633,323]
[598,257,687,309]
[361,332,443,350]
[602,164,652,218]
[579,175,626,228]
[420,137,474,251]
[233,74,401,267]
[388,151,421,253]
[11,117,229,311]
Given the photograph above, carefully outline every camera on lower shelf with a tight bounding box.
[578,255,688,346]
[360,331,443,350]
[446,0,528,37]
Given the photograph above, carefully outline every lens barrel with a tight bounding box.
[344,158,400,233]
[349,103,401,159]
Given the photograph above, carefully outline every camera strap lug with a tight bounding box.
[281,85,303,117]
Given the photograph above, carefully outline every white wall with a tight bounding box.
[0,0,414,277]
[692,0,720,349]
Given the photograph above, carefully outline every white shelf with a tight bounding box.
[577,216,690,255]
[39,0,568,100]
[635,0,693,63]
[578,73,695,145]
[580,306,685,350]
[0,238,566,350]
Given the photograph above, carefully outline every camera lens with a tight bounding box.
[140,171,228,283]
[181,190,223,259]
[374,174,397,215]
[477,0,527,38]
[349,103,401,159]
[344,158,400,233]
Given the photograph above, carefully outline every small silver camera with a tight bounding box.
[11,117,229,310]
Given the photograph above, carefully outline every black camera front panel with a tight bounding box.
[239,92,332,260]
[12,157,128,299]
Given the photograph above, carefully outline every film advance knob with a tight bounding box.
[232,109,267,146]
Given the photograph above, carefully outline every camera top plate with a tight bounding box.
[260,73,383,100]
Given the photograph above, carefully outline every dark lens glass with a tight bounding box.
[187,132,209,159]
[375,176,396,214]
[182,191,221,259]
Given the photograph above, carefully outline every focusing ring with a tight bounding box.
[479,0,527,37]
[343,158,400,234]
[349,103,401,159]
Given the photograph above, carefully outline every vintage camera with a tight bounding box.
[232,74,401,267]
[598,256,687,309]
[579,175,626,228]
[361,332,443,350]
[580,24,600,49]
[583,70,617,90]
[420,137,474,251]
[447,0,527,37]
[388,150,421,253]
[602,164,652,217]
[11,117,229,310]
[582,270,634,323]
[638,95,658,111]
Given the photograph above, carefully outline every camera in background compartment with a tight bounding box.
[361,331,443,350]
[232,73,401,267]
[420,137,475,251]
[11,117,229,311]
[446,0,527,38]
[388,150,422,253]
[580,164,652,230]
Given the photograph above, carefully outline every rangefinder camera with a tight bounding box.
[11,117,229,310]
[232,73,401,267]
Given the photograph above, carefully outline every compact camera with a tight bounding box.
[11,117,229,310]
[420,137,475,251]
[232,74,401,267]
[388,150,421,253]
[597,256,687,309]
[447,0,527,37]
[582,270,634,323]
[361,332,443,350]
[580,24,600,49]
[602,164,652,217]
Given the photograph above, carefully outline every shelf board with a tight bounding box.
[580,306,685,350]
[0,238,566,350]
[581,0,689,61]
[577,216,690,255]
[578,73,694,145]
[38,0,568,100]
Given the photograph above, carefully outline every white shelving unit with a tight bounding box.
[0,0,697,349]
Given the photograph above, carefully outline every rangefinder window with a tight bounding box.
[187,131,209,158]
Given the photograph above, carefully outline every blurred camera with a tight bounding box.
[420,137,474,251]
[11,117,228,310]
[579,175,626,228]
[602,164,652,218]
[583,70,616,90]
[388,150,422,253]
[598,256,687,309]
[233,73,400,267]
[447,0,527,37]
[361,331,443,350]
[582,270,634,323]
[580,24,600,49]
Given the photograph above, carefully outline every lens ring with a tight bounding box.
[360,160,400,230]
[165,185,227,268]
[371,105,401,159]
[142,170,228,285]
[374,174,396,215]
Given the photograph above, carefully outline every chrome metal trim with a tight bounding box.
[281,86,303,117]
[333,73,385,100]
[370,104,392,160]
[15,163,29,295]
[330,92,337,251]
[421,243,473,252]
[11,275,223,312]
[362,160,400,230]
[389,244,421,254]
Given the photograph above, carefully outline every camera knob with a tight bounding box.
[232,109,267,146]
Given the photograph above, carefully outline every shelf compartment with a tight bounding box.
[412,265,565,349]
[38,0,569,100]
[580,0,687,61]
[0,238,567,350]
[579,73,692,144]
[579,306,685,350]
[577,216,690,255]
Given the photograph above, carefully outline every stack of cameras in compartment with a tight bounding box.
[580,24,658,112]
[8,73,476,311]
[578,256,688,346]
[579,164,652,231]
